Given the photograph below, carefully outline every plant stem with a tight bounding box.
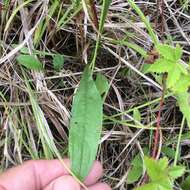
[152,74,166,159]
[174,116,185,166]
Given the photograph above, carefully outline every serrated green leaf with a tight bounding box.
[127,166,143,184]
[172,75,190,93]
[16,55,43,71]
[133,108,141,122]
[176,92,190,128]
[156,44,176,61]
[167,64,181,88]
[146,59,173,74]
[144,157,163,181]
[158,157,169,171]
[95,73,109,95]
[134,182,158,190]
[168,166,185,179]
[53,54,64,71]
[69,66,103,180]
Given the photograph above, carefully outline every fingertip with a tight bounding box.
[84,183,111,190]
[84,161,103,186]
[44,176,80,190]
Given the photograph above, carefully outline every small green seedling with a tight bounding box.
[16,54,43,71]
[53,54,64,71]
[144,44,190,127]
[135,157,185,190]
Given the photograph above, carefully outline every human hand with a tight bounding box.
[0,159,111,190]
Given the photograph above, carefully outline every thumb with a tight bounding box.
[44,175,81,190]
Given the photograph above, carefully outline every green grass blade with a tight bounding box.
[127,0,159,45]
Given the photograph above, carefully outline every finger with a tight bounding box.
[43,176,80,190]
[0,159,103,190]
[0,159,70,190]
[82,183,111,190]
[84,161,103,186]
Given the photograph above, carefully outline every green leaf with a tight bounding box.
[127,166,143,184]
[134,182,158,190]
[176,92,190,128]
[133,108,141,122]
[162,146,179,160]
[177,63,188,75]
[99,0,112,33]
[181,176,190,190]
[95,73,109,95]
[168,166,185,179]
[144,157,162,181]
[158,178,173,190]
[172,75,190,93]
[69,66,103,180]
[16,55,43,71]
[167,64,181,88]
[146,59,173,74]
[53,54,64,71]
[158,157,169,171]
[156,44,176,61]
[174,44,183,61]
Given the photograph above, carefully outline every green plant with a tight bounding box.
[53,54,64,71]
[17,54,43,71]
[144,44,190,127]
[68,0,111,181]
[135,157,185,190]
[68,66,103,180]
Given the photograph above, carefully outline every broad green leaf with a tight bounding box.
[53,54,64,71]
[168,166,185,179]
[134,182,158,190]
[127,149,148,184]
[127,166,143,184]
[158,157,169,171]
[16,55,43,71]
[176,92,190,128]
[158,178,173,190]
[144,156,164,181]
[181,176,190,190]
[156,44,176,61]
[172,75,190,93]
[95,73,109,95]
[131,148,149,167]
[146,59,173,74]
[69,66,103,180]
[133,108,141,122]
[167,64,181,88]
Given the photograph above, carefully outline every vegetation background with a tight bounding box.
[0,0,190,189]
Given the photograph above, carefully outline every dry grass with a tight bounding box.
[0,0,190,189]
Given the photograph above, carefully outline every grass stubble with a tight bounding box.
[0,0,190,189]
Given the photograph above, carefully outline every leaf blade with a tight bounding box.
[16,55,43,71]
[69,66,103,180]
